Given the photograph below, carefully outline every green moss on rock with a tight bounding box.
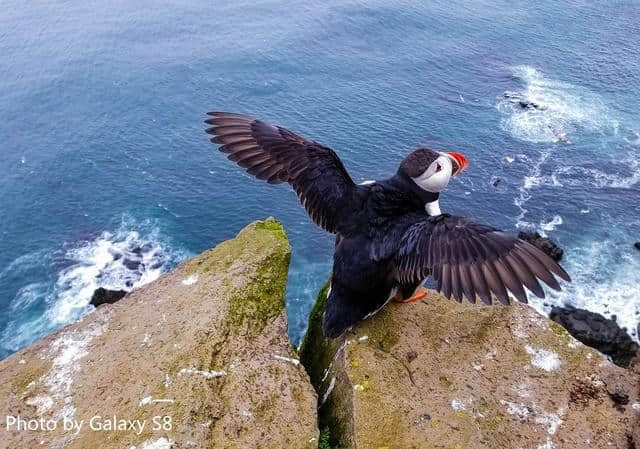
[358,307,400,353]
[549,321,573,345]
[299,280,334,387]
[11,360,51,395]
[227,249,290,332]
[184,217,290,276]
[318,427,348,449]
[185,218,291,334]
[299,280,360,449]
[254,218,288,238]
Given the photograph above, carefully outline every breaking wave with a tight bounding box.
[527,235,640,342]
[0,216,188,357]
[497,66,614,143]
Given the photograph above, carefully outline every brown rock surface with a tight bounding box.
[301,284,640,449]
[0,218,318,449]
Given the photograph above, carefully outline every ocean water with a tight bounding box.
[1,0,639,359]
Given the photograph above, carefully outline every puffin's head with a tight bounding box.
[400,148,468,193]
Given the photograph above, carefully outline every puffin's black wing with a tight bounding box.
[394,215,571,304]
[205,112,356,233]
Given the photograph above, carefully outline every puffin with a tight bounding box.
[204,112,571,338]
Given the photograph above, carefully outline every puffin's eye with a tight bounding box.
[435,163,442,173]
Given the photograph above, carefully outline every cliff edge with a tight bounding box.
[1,219,639,449]
[300,284,640,449]
[0,218,318,449]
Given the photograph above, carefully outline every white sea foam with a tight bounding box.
[553,160,640,189]
[527,237,640,342]
[509,149,640,312]
[513,148,640,339]
[0,249,51,282]
[0,216,188,356]
[539,215,563,236]
[8,282,49,312]
[497,66,613,143]
[512,146,638,232]
[51,224,180,326]
[513,149,557,230]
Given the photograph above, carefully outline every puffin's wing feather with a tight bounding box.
[394,215,570,304]
[205,112,356,233]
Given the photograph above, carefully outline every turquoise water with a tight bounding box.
[1,0,639,359]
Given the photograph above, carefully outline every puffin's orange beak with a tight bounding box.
[447,152,468,176]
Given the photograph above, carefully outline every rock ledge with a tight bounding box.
[0,218,318,449]
[301,285,640,449]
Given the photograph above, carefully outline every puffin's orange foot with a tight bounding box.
[393,287,427,303]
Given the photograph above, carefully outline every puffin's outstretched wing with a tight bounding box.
[205,112,355,233]
[394,215,571,304]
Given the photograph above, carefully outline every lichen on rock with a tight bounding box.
[0,218,317,449]
[301,284,640,449]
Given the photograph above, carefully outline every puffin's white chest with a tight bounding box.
[425,199,442,216]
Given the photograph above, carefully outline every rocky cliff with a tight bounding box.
[0,219,318,449]
[300,284,640,449]
[1,219,638,449]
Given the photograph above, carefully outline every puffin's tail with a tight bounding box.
[322,279,392,339]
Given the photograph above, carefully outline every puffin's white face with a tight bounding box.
[411,152,456,193]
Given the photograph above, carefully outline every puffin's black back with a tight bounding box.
[323,281,392,338]
[322,234,394,338]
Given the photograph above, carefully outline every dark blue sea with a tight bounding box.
[1,0,639,359]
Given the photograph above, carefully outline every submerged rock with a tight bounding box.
[518,230,564,261]
[634,241,640,251]
[122,257,142,271]
[89,287,127,307]
[301,285,640,449]
[0,218,317,449]
[549,305,639,368]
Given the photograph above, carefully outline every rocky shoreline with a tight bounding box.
[0,219,638,449]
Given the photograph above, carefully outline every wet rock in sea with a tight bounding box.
[518,230,564,261]
[518,100,542,110]
[634,241,640,251]
[549,305,639,368]
[490,176,507,192]
[122,257,141,270]
[132,242,153,255]
[89,287,127,307]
